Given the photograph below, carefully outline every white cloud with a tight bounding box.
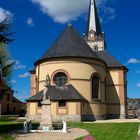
[0,7,13,22]
[18,95,30,99]
[15,65,26,70]
[31,0,113,24]
[27,17,34,26]
[96,0,107,5]
[137,83,140,87]
[18,72,29,78]
[14,60,26,70]
[22,91,27,94]
[31,0,89,23]
[103,7,116,21]
[15,60,20,65]
[127,58,140,64]
[11,80,16,84]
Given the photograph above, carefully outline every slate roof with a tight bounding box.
[34,24,126,69]
[35,25,100,65]
[13,96,23,103]
[95,50,125,68]
[26,84,86,101]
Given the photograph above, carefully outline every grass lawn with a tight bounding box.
[0,116,39,140]
[0,116,25,140]
[0,117,139,140]
[68,122,140,140]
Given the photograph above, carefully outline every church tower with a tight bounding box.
[85,0,105,51]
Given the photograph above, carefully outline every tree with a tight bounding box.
[0,19,14,89]
[0,19,13,43]
[0,44,13,88]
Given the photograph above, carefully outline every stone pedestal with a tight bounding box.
[62,120,67,133]
[40,99,52,130]
[120,105,126,119]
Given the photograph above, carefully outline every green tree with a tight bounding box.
[0,44,13,88]
[0,19,14,89]
[0,19,13,43]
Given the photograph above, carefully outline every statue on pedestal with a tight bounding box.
[43,74,51,101]
[40,74,52,130]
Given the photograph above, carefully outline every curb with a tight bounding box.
[137,125,140,140]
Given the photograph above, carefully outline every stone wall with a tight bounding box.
[52,115,81,122]
[27,114,81,122]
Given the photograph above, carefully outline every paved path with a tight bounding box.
[137,125,140,140]
[15,128,89,140]
[85,118,140,123]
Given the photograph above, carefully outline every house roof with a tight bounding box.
[13,96,23,103]
[95,50,125,68]
[26,84,86,101]
[35,24,100,65]
[0,87,14,94]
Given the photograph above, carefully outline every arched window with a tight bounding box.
[94,46,98,51]
[53,72,68,86]
[92,75,100,100]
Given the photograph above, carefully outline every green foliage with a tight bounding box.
[0,19,14,89]
[68,122,139,140]
[0,19,14,44]
[0,43,13,88]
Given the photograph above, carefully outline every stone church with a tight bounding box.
[26,0,127,121]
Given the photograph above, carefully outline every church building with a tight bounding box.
[26,0,128,121]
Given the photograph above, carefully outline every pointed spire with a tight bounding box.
[85,0,106,51]
[86,0,102,36]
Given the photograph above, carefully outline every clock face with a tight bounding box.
[90,34,94,37]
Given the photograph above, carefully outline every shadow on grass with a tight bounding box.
[0,123,23,133]
[0,116,17,122]
[0,123,39,133]
[0,134,15,140]
[0,116,39,140]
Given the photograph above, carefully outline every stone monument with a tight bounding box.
[62,120,67,133]
[40,74,52,130]
[23,121,28,133]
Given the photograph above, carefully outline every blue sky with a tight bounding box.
[0,0,140,101]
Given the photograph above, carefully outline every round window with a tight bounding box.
[53,72,68,86]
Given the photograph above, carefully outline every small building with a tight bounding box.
[0,88,25,115]
[127,98,140,118]
[26,0,128,121]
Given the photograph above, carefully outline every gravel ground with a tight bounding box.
[15,128,89,140]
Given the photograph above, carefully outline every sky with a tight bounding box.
[0,0,140,101]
